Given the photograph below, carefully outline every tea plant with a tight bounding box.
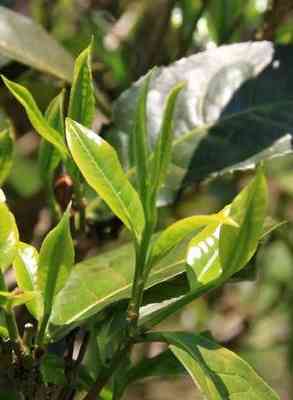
[0,34,281,400]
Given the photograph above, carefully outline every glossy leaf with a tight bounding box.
[66,119,145,240]
[0,110,14,185]
[141,332,279,400]
[37,209,74,317]
[13,242,42,319]
[113,42,293,199]
[49,240,186,329]
[38,90,65,183]
[2,77,68,158]
[0,6,73,81]
[151,211,237,266]
[0,190,19,271]
[68,42,96,128]
[219,167,267,278]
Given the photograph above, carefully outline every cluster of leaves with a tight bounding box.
[1,3,293,399]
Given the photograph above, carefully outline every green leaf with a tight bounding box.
[38,90,65,183]
[151,211,237,266]
[0,290,37,309]
[65,119,145,240]
[141,332,279,400]
[68,42,96,128]
[0,191,19,271]
[13,242,42,320]
[0,110,14,185]
[219,167,268,278]
[131,71,152,204]
[150,82,186,198]
[112,42,293,200]
[49,239,187,330]
[0,6,73,81]
[2,77,68,158]
[40,353,66,385]
[37,209,74,317]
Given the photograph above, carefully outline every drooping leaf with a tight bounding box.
[219,167,268,278]
[151,211,237,266]
[2,77,68,158]
[65,119,145,240]
[38,90,65,183]
[112,42,293,200]
[0,6,73,81]
[140,332,279,400]
[37,209,74,317]
[68,42,96,128]
[13,242,42,319]
[0,190,19,271]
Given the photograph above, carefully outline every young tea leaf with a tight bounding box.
[151,212,236,266]
[0,191,19,271]
[38,90,65,183]
[66,119,145,240]
[68,42,96,128]
[13,242,42,320]
[220,167,268,279]
[2,77,68,158]
[37,209,74,318]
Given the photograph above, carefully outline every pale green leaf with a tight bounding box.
[2,77,68,158]
[0,194,19,271]
[37,210,74,316]
[68,42,96,128]
[220,167,268,278]
[141,332,279,400]
[65,119,145,240]
[13,242,43,319]
[151,211,237,266]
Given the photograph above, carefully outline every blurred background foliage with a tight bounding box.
[1,0,293,398]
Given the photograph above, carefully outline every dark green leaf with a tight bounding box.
[2,77,68,158]
[113,42,293,200]
[0,110,14,185]
[0,6,73,81]
[68,42,96,128]
[65,119,145,240]
[40,353,66,385]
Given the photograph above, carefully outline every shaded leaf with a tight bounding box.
[40,353,66,385]
[0,6,73,81]
[66,119,145,240]
[38,90,65,183]
[2,77,68,158]
[0,110,14,185]
[113,42,293,200]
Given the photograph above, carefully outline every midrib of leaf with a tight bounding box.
[70,125,140,237]
[56,258,186,324]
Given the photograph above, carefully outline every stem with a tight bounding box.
[36,313,50,346]
[0,272,24,357]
